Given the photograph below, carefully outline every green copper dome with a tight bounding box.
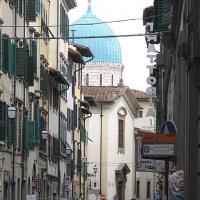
[70,3,122,63]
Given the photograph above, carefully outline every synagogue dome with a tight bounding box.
[70,3,122,63]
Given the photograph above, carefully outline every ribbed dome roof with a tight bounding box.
[70,4,122,63]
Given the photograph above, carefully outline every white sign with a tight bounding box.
[26,194,36,200]
[142,143,175,157]
[137,159,155,172]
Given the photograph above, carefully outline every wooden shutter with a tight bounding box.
[27,56,34,86]
[0,101,7,141]
[11,43,16,75]
[34,102,40,140]
[27,0,36,22]
[16,48,29,79]
[80,122,86,143]
[11,118,17,145]
[74,103,77,128]
[26,120,35,149]
[53,137,60,161]
[0,37,2,71]
[31,40,37,75]
[77,149,81,172]
[2,35,10,73]
[154,0,171,32]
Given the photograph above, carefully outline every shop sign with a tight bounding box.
[145,22,158,117]
[142,143,175,158]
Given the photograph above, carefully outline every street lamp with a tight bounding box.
[8,105,17,200]
[41,130,48,140]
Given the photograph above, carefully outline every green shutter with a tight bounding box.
[11,118,17,145]
[2,36,10,73]
[11,43,16,75]
[27,56,34,86]
[16,48,29,79]
[154,0,171,32]
[80,122,86,143]
[77,149,81,172]
[32,40,37,75]
[27,0,36,22]
[35,0,40,14]
[34,102,40,141]
[0,101,7,141]
[67,65,72,82]
[0,37,2,70]
[26,120,35,149]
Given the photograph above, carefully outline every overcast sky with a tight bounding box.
[68,0,154,91]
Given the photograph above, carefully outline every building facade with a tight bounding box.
[143,0,200,199]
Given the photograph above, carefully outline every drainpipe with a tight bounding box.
[100,105,103,197]
[83,112,92,199]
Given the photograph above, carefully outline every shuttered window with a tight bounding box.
[27,0,36,22]
[0,36,3,71]
[60,4,69,41]
[31,40,37,75]
[40,63,49,99]
[80,122,86,143]
[34,101,40,141]
[77,149,81,173]
[27,56,34,86]
[35,0,40,14]
[154,0,171,32]
[0,101,7,141]
[26,120,35,150]
[16,47,29,79]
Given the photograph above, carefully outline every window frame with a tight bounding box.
[117,107,127,153]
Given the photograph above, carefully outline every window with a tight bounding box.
[100,74,102,86]
[136,180,140,198]
[137,110,143,118]
[86,73,89,86]
[118,119,124,149]
[111,74,114,86]
[60,3,69,41]
[150,119,153,125]
[146,181,151,198]
[117,107,127,152]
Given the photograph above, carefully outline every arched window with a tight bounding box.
[86,73,89,86]
[100,74,102,86]
[111,74,114,86]
[117,107,127,153]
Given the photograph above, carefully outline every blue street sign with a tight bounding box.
[160,120,177,134]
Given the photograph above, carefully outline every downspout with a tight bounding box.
[83,112,92,199]
[100,104,103,196]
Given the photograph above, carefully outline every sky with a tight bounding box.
[68,0,154,91]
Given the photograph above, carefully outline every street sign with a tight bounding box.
[142,143,175,158]
[160,120,177,134]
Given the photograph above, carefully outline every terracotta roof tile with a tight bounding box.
[82,86,129,102]
[131,89,148,99]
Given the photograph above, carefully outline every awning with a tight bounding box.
[48,67,70,85]
[68,46,85,64]
[71,43,94,58]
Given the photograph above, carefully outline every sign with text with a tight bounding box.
[142,143,175,158]
[137,159,155,172]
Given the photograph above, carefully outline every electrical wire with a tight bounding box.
[1,32,160,40]
[0,12,171,28]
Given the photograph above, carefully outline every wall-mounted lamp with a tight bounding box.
[41,130,48,140]
[8,106,17,119]
[82,157,87,164]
